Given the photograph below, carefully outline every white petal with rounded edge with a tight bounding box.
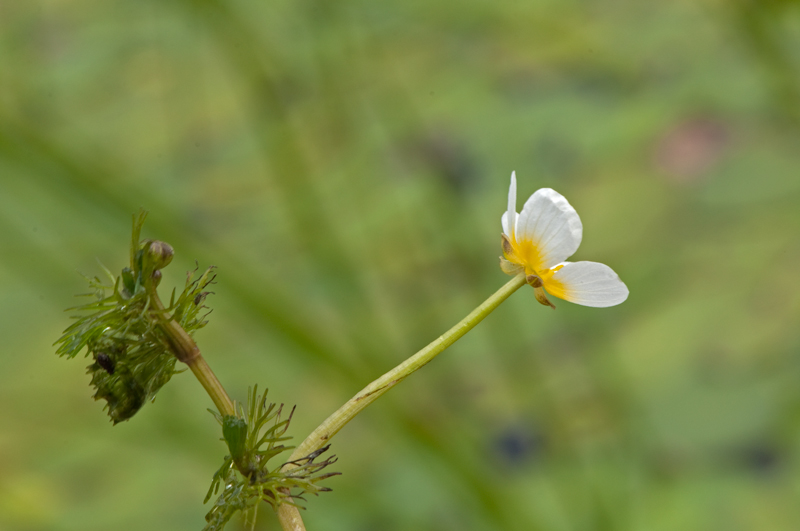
[548,261,628,307]
[505,171,517,238]
[516,188,582,269]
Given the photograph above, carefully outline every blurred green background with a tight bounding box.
[2,1,800,530]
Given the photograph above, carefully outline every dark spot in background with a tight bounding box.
[404,129,478,194]
[740,442,782,476]
[492,422,545,467]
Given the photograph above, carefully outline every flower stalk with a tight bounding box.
[276,273,527,528]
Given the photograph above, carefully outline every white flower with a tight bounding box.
[500,172,628,308]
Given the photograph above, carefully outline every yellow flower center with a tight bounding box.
[505,235,566,295]
[510,237,545,274]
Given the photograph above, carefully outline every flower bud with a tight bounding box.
[145,240,174,270]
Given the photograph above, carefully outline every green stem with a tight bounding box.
[289,273,526,462]
[187,357,235,417]
[276,274,525,527]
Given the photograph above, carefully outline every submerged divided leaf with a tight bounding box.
[54,210,216,423]
[204,386,340,531]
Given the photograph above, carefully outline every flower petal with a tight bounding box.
[504,171,518,238]
[545,261,628,308]
[501,173,518,237]
[516,188,582,269]
[501,211,512,237]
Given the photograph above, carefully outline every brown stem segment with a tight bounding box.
[146,279,235,416]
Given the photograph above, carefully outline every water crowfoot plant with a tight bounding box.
[56,173,628,531]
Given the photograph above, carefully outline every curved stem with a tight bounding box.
[290,273,524,461]
[276,274,525,527]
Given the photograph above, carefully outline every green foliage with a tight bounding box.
[54,211,216,423]
[204,386,339,531]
